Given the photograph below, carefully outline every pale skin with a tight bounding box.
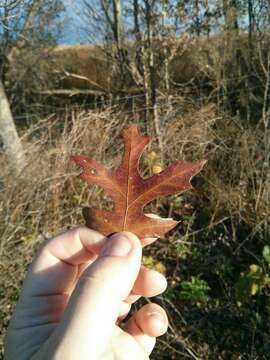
[5,227,168,360]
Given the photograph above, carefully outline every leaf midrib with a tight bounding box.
[123,140,132,231]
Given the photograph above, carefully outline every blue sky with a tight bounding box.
[60,0,85,44]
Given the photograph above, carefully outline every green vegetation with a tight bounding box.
[1,1,270,359]
[180,277,210,306]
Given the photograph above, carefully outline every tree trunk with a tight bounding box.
[145,0,163,154]
[0,80,26,175]
[113,0,124,50]
[112,0,127,84]
[133,0,143,79]
[194,0,201,37]
[204,0,210,38]
[222,0,241,113]
[247,0,254,63]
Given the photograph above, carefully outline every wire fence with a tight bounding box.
[13,92,147,121]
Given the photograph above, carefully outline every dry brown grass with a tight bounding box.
[0,100,269,358]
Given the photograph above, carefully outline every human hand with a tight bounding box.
[5,227,168,359]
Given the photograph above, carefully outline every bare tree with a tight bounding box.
[6,0,43,65]
[1,0,64,98]
[0,0,64,175]
[0,78,25,175]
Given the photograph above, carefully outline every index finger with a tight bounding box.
[22,226,107,297]
[21,226,159,298]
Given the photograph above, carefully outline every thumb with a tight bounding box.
[50,232,142,359]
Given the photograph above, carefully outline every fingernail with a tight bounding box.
[148,311,168,334]
[100,233,132,257]
[148,311,166,326]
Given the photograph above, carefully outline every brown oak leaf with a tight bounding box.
[72,125,206,239]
